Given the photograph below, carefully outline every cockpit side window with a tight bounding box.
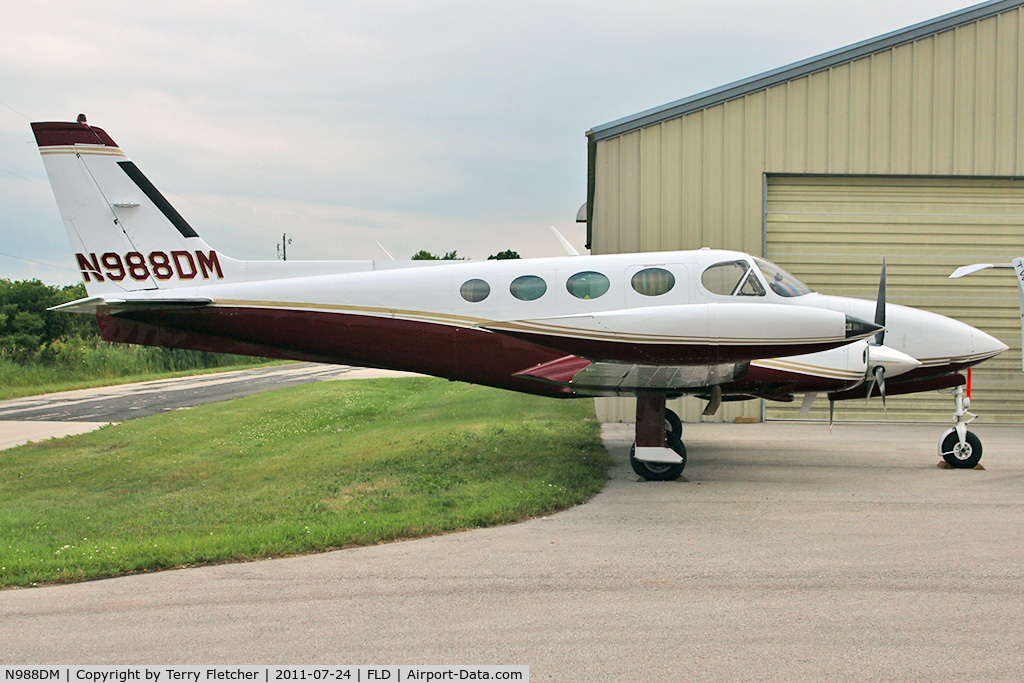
[738,270,765,296]
[701,260,764,296]
[753,257,813,297]
[701,261,747,295]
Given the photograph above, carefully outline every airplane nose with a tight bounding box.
[971,326,1009,359]
[845,315,883,339]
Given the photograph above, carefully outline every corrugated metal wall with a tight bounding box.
[592,5,1024,425]
[766,175,1024,422]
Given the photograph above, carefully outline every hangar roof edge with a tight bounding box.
[588,0,1024,142]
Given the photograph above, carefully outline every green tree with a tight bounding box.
[487,250,521,260]
[411,250,465,260]
[0,279,98,358]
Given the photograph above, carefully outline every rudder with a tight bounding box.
[32,116,236,294]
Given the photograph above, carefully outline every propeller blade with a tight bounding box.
[798,392,818,418]
[874,258,886,346]
[874,365,886,411]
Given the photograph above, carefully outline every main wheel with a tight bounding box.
[664,408,682,441]
[629,432,687,481]
[940,430,983,469]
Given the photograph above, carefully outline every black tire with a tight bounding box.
[664,408,683,441]
[629,432,686,481]
[941,430,983,469]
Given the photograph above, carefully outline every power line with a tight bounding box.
[0,99,31,120]
[166,191,284,237]
[0,250,77,273]
[0,164,48,189]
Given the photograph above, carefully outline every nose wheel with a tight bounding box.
[938,383,983,469]
[939,429,982,468]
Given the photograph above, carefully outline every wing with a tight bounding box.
[514,354,748,396]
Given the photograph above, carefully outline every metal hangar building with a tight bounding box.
[584,0,1024,424]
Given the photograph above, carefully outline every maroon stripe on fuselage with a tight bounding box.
[31,121,118,147]
[98,307,573,398]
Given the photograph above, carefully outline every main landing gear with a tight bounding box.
[938,383,983,469]
[630,394,686,481]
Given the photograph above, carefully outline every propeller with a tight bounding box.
[873,258,885,346]
[865,259,888,408]
[868,365,886,408]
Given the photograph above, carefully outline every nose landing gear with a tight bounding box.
[938,383,983,469]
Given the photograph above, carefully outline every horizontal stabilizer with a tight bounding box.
[949,257,1024,371]
[949,263,1014,278]
[49,295,213,315]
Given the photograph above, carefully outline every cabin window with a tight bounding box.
[631,267,675,296]
[460,278,490,302]
[753,257,813,297]
[701,260,764,297]
[566,271,610,299]
[510,275,547,301]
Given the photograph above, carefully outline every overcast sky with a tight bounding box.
[1,0,981,284]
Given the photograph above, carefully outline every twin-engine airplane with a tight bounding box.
[32,117,1007,479]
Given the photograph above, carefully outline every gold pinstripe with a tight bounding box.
[485,319,845,345]
[40,146,127,158]
[752,358,863,380]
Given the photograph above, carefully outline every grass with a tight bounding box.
[0,339,280,401]
[0,377,609,587]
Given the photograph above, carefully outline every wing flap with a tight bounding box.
[514,354,748,396]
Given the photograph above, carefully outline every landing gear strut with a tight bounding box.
[938,383,983,469]
[630,395,686,481]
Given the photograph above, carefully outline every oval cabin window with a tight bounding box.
[631,268,675,296]
[460,279,490,302]
[510,275,547,301]
[566,271,610,299]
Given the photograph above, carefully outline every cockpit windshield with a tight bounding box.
[753,258,813,297]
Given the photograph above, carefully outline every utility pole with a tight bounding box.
[277,233,292,260]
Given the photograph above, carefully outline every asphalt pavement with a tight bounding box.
[0,363,418,449]
[2,420,1022,681]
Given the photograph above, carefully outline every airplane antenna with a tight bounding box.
[375,240,396,261]
[550,226,581,256]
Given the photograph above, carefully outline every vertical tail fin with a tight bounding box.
[32,116,237,295]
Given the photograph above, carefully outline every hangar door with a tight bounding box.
[765,175,1023,423]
